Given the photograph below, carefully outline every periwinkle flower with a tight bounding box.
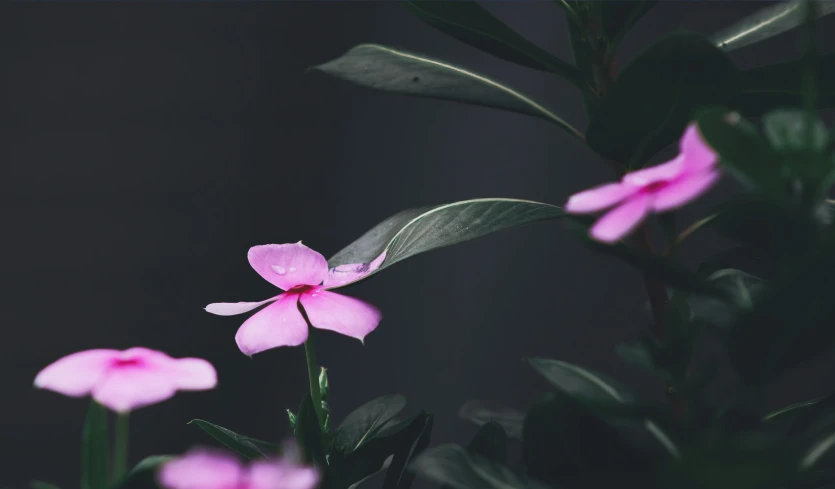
[566,123,719,243]
[159,448,319,489]
[206,242,381,356]
[34,347,217,412]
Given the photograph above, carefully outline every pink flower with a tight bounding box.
[159,448,319,489]
[206,242,382,356]
[34,347,217,412]
[566,123,720,243]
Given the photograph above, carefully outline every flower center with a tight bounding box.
[112,357,143,367]
[643,180,669,193]
[289,284,314,294]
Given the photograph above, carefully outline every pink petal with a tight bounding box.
[159,449,244,489]
[173,358,218,391]
[622,156,686,187]
[205,296,280,316]
[34,349,120,397]
[651,170,721,212]
[323,251,387,289]
[680,123,718,172]
[248,243,328,291]
[235,294,309,355]
[590,194,651,244]
[565,183,635,214]
[248,461,319,489]
[91,363,179,412]
[299,289,381,343]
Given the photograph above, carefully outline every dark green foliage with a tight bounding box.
[188,419,270,459]
[81,401,108,489]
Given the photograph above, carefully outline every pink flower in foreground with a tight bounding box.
[566,123,719,243]
[34,347,217,412]
[206,242,381,356]
[159,448,319,489]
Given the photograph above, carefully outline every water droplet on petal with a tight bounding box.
[271,265,287,275]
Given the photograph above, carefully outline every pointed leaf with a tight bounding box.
[81,401,108,489]
[587,32,739,163]
[296,395,327,468]
[313,45,583,140]
[458,400,524,440]
[712,0,835,52]
[382,412,434,489]
[188,420,267,460]
[411,444,548,489]
[336,395,407,453]
[326,199,563,288]
[403,1,583,86]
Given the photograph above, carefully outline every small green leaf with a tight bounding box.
[312,45,583,140]
[287,410,298,432]
[411,444,547,489]
[336,395,406,453]
[296,395,327,468]
[81,401,108,489]
[188,420,267,459]
[712,0,835,52]
[587,32,739,164]
[403,1,584,86]
[327,199,563,288]
[457,400,524,440]
[319,367,329,404]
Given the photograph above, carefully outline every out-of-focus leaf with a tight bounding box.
[602,1,657,52]
[382,412,434,489]
[188,420,268,460]
[313,45,583,140]
[687,268,766,332]
[403,1,584,86]
[458,400,524,440]
[296,395,327,468]
[336,395,407,453]
[736,53,835,116]
[712,0,835,52]
[412,444,548,489]
[466,422,507,464]
[112,455,173,489]
[326,199,563,288]
[587,33,739,163]
[81,401,108,489]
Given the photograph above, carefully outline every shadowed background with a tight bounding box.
[4,1,835,485]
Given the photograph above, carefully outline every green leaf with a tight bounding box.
[326,199,564,288]
[81,401,108,489]
[712,0,835,52]
[411,444,548,489]
[587,32,739,163]
[336,395,406,454]
[381,412,434,489]
[686,268,765,332]
[465,422,507,463]
[296,395,327,468]
[764,109,829,153]
[695,108,786,200]
[312,45,583,141]
[327,412,433,489]
[736,53,835,117]
[601,1,657,53]
[403,1,584,86]
[287,410,298,432]
[457,400,524,440]
[112,456,173,489]
[319,367,329,403]
[528,358,680,459]
[188,420,267,460]
[763,398,822,423]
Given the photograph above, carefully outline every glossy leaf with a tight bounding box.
[458,400,524,440]
[736,53,835,116]
[403,1,584,86]
[712,0,835,52]
[188,419,267,460]
[81,401,108,489]
[326,199,563,288]
[587,33,739,163]
[763,398,822,423]
[336,395,407,453]
[313,45,583,140]
[296,395,327,468]
[412,444,548,489]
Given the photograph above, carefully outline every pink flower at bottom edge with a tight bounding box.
[159,448,319,489]
[34,347,217,412]
[205,242,382,356]
[565,123,720,244]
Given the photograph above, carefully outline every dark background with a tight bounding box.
[5,1,835,486]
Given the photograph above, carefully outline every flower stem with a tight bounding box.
[303,330,324,428]
[113,412,129,481]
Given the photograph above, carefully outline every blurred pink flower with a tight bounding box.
[34,347,216,412]
[159,448,319,489]
[206,242,381,355]
[566,123,719,243]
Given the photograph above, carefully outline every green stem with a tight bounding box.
[303,331,324,428]
[113,412,129,482]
